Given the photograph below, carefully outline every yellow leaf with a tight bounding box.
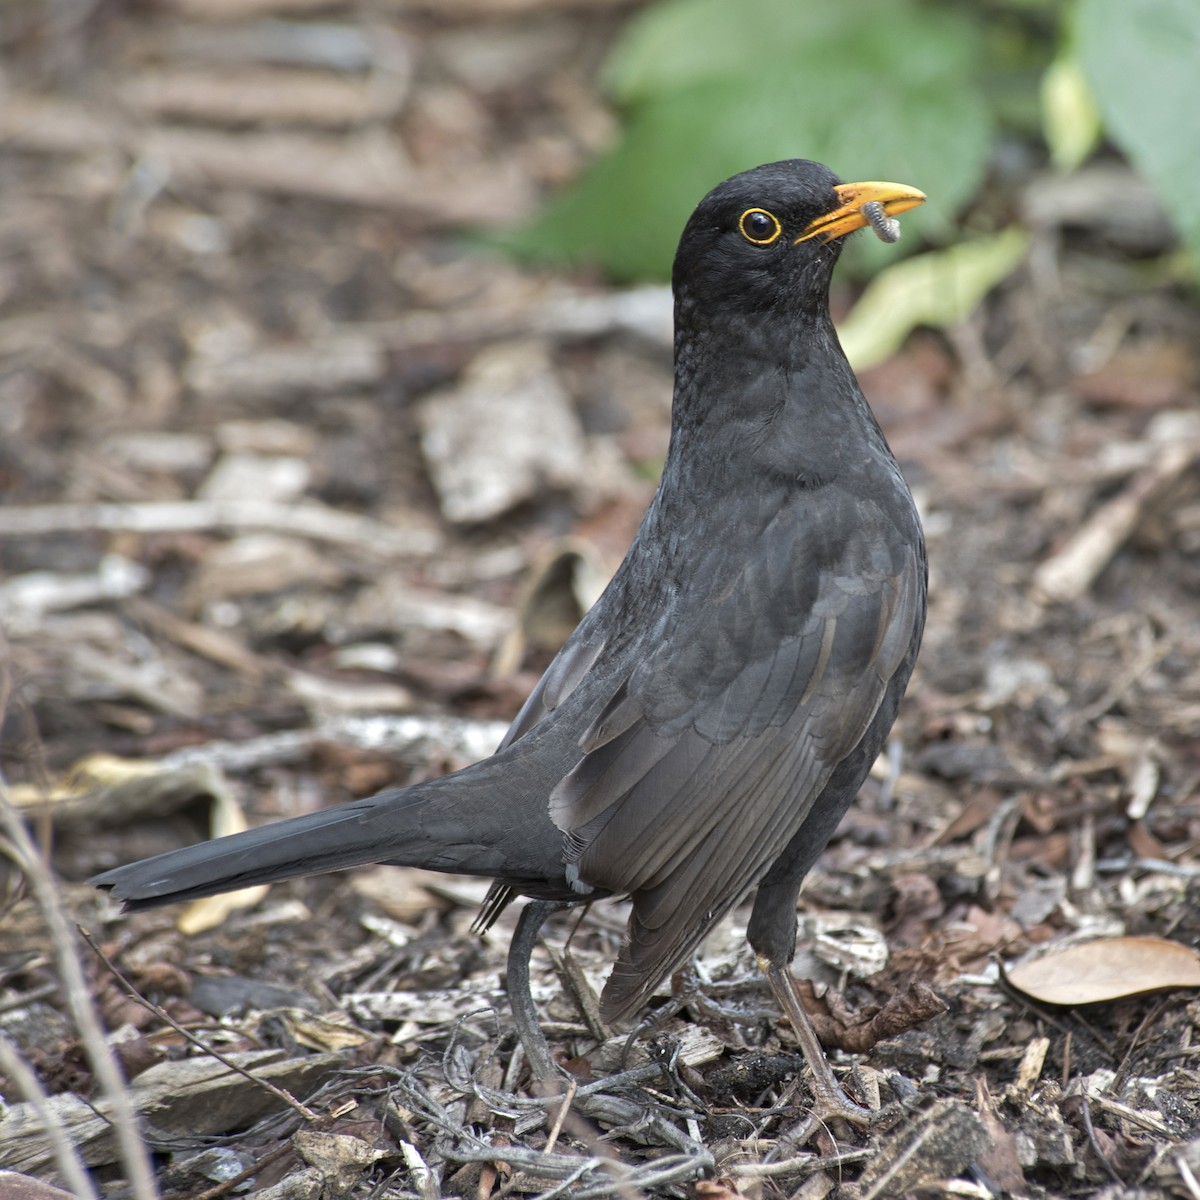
[1042,54,1102,173]
[838,229,1029,371]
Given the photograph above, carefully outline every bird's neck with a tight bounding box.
[673,290,830,373]
[666,302,887,493]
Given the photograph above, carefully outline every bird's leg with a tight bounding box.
[507,900,571,1084]
[761,958,874,1125]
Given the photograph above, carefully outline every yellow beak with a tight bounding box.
[795,181,926,244]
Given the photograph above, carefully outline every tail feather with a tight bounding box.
[93,796,405,909]
[93,760,569,911]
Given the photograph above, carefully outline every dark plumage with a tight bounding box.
[94,159,927,1114]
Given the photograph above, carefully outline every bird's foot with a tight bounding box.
[808,1075,876,1127]
[760,960,893,1130]
[507,900,573,1084]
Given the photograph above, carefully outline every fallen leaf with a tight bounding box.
[888,872,945,948]
[1127,819,1168,860]
[949,905,1026,966]
[1006,935,1200,1005]
[284,1011,375,1052]
[796,977,945,1054]
[837,229,1029,370]
[293,1130,385,1182]
[695,1179,752,1200]
[930,788,1003,846]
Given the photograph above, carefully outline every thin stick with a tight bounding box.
[1034,441,1196,603]
[543,1078,577,1155]
[0,499,436,558]
[0,779,159,1200]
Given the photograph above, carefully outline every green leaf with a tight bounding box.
[513,0,993,280]
[1078,0,1200,260]
[608,0,863,102]
[837,229,1030,370]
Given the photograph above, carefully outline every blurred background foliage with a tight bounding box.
[509,0,1198,347]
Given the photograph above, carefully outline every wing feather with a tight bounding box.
[549,495,924,1019]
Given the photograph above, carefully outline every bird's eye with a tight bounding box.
[739,208,782,246]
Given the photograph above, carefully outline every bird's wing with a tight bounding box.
[473,615,610,932]
[549,489,925,1020]
[496,632,607,751]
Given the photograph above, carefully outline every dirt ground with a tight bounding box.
[2,3,1200,1198]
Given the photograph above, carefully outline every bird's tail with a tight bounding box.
[92,758,565,910]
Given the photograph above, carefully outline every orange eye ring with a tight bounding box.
[739,208,782,246]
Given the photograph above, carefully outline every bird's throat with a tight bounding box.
[668,311,882,496]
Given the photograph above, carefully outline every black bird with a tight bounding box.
[94,160,927,1117]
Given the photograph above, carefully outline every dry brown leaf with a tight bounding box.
[888,872,945,948]
[695,1180,752,1200]
[929,786,1003,846]
[948,904,1026,966]
[795,978,946,1054]
[283,1011,375,1052]
[1006,935,1200,1005]
[293,1130,385,1181]
[1010,831,1072,870]
[1127,818,1168,860]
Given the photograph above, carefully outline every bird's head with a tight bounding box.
[672,159,925,318]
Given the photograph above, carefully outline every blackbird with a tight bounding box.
[94,159,927,1117]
